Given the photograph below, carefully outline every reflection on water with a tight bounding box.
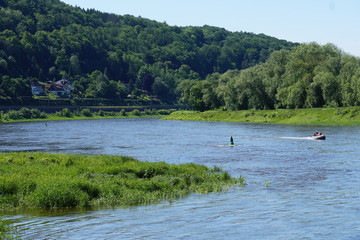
[1,118,360,239]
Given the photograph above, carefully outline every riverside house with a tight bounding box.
[30,82,45,96]
[31,79,72,97]
[48,79,72,97]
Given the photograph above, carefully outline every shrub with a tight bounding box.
[5,110,23,120]
[40,112,47,118]
[1,113,8,121]
[158,109,176,115]
[56,108,73,118]
[120,109,127,116]
[144,109,152,115]
[19,107,32,119]
[30,108,42,118]
[73,109,81,116]
[81,109,92,117]
[130,109,141,116]
[2,108,47,120]
[98,110,105,116]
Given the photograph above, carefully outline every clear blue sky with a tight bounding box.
[62,0,360,57]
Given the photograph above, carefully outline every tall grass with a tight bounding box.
[0,152,245,209]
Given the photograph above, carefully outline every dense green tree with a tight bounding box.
[176,79,197,106]
[0,0,297,104]
[339,55,360,106]
[136,65,155,93]
[180,43,360,111]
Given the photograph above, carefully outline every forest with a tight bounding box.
[0,0,296,105]
[181,43,360,111]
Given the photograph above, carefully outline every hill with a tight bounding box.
[0,0,297,105]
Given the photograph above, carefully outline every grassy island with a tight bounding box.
[163,107,360,125]
[0,152,244,209]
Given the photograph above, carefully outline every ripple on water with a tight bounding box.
[1,119,360,239]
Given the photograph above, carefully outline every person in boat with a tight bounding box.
[230,136,234,145]
[314,131,324,137]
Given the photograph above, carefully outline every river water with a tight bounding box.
[1,118,360,239]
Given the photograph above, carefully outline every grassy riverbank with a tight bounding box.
[163,107,360,125]
[0,108,176,124]
[0,152,245,209]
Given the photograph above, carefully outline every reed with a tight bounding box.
[0,152,245,209]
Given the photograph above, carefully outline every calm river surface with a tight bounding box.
[1,118,360,239]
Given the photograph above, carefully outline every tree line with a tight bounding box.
[179,43,360,111]
[0,0,296,105]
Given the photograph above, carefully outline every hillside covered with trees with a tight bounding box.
[181,43,360,111]
[0,0,297,105]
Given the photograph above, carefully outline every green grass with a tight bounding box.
[163,107,360,125]
[0,152,245,209]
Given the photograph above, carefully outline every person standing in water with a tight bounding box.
[230,136,234,145]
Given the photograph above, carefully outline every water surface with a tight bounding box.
[1,118,360,239]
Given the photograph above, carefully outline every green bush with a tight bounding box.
[158,109,176,115]
[144,109,152,115]
[3,108,48,120]
[97,110,106,116]
[130,109,141,116]
[56,108,73,118]
[5,110,23,120]
[157,109,169,115]
[73,109,81,116]
[120,109,127,116]
[81,109,92,117]
[30,108,47,119]
[19,107,32,119]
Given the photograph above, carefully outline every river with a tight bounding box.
[1,118,360,239]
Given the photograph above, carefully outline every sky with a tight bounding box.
[62,0,360,57]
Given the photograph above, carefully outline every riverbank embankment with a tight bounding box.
[163,107,360,125]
